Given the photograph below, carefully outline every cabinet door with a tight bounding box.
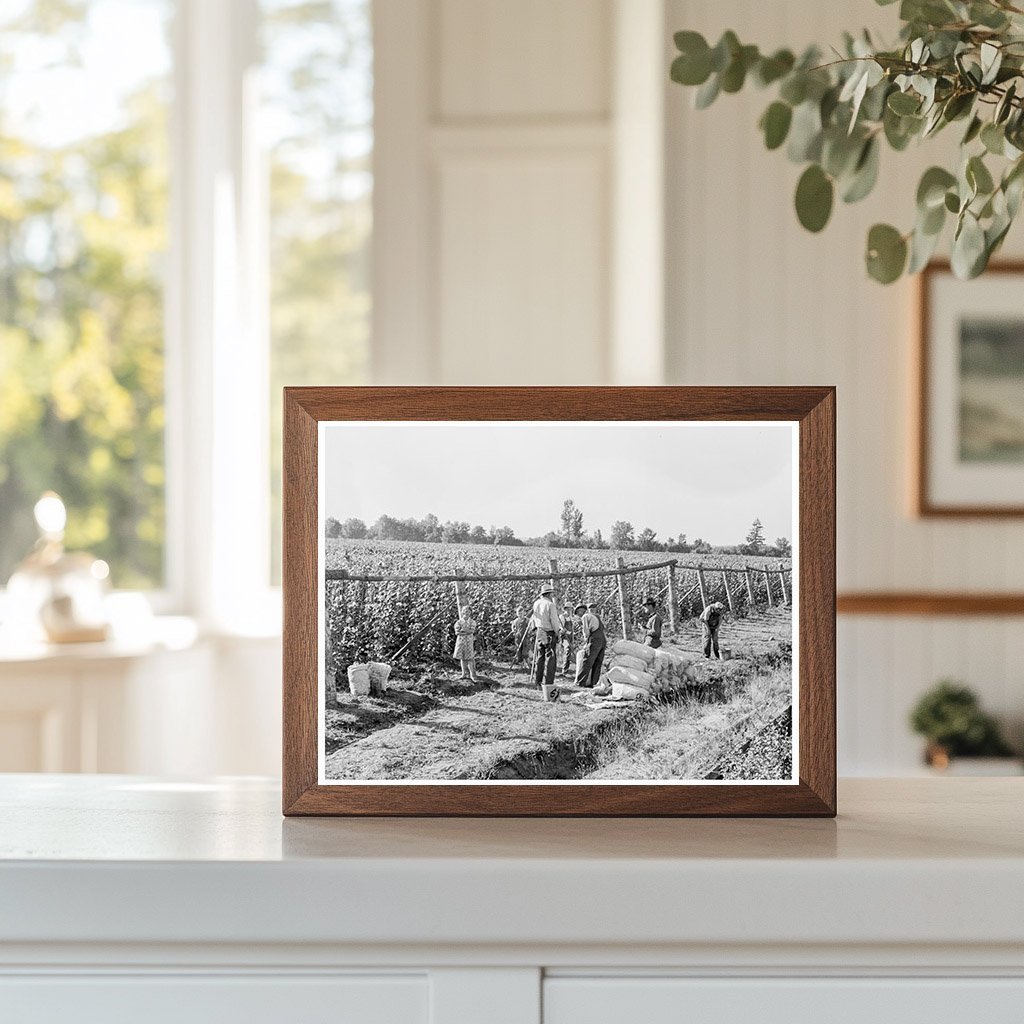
[0,974,427,1024]
[544,977,1024,1024]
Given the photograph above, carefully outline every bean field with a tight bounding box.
[324,538,792,674]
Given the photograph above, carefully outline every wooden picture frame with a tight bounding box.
[916,260,1024,517]
[283,387,836,817]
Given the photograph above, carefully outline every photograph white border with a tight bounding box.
[317,420,800,786]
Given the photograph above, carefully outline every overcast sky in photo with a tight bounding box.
[322,421,795,546]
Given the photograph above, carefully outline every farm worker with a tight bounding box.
[642,597,663,649]
[574,602,607,689]
[699,601,726,659]
[560,601,577,676]
[531,583,563,701]
[452,604,480,682]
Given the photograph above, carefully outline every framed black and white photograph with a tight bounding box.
[283,387,836,816]
[917,262,1024,517]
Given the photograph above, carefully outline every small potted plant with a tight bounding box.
[910,680,1019,773]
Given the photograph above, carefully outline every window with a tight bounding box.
[262,0,372,581]
[0,0,172,589]
[0,0,373,615]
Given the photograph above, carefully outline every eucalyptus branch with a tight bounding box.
[670,0,1024,283]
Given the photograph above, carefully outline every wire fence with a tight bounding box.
[325,558,792,672]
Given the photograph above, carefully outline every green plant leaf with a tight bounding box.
[694,73,721,109]
[970,2,1009,29]
[980,41,1002,86]
[917,166,957,210]
[779,73,807,106]
[981,121,1005,155]
[753,49,795,87]
[721,44,759,92]
[822,128,863,178]
[888,90,921,115]
[866,223,907,283]
[944,190,960,213]
[795,164,834,232]
[951,212,986,278]
[962,115,983,145]
[671,32,713,86]
[787,100,823,162]
[996,82,1017,125]
[842,136,880,203]
[710,30,740,73]
[967,154,995,196]
[908,221,942,273]
[760,101,792,150]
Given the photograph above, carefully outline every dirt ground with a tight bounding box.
[324,607,794,782]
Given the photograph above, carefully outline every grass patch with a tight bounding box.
[585,656,792,781]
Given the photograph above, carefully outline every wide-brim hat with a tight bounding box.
[573,602,587,614]
[540,584,555,595]
[643,597,658,607]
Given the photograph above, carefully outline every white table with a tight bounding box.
[1,776,1022,1023]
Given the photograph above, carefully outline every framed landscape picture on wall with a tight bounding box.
[917,262,1024,516]
[282,387,836,817]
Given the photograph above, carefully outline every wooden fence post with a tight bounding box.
[763,567,774,607]
[778,563,790,605]
[696,566,708,609]
[616,556,630,639]
[666,563,678,634]
[721,569,734,612]
[453,580,467,616]
[548,558,559,602]
[743,567,754,606]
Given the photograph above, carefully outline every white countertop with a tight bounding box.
[1,776,1022,952]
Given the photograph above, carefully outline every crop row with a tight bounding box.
[325,539,791,672]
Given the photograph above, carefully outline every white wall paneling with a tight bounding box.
[665,0,1024,775]
[374,0,669,386]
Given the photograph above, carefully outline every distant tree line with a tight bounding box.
[325,503,792,558]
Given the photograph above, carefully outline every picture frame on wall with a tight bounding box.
[917,261,1024,517]
[282,387,836,817]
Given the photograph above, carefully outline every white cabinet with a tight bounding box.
[0,975,427,1024]
[544,977,1024,1024]
[1,778,1022,1024]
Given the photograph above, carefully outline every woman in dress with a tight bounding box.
[452,604,479,681]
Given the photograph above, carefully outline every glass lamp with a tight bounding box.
[5,493,111,644]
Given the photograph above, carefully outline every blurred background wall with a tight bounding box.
[1,0,1020,777]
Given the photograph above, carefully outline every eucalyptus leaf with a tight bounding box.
[842,137,880,203]
[694,73,721,109]
[787,100,823,162]
[917,166,957,210]
[981,122,1005,155]
[980,41,1002,86]
[967,154,995,195]
[795,164,834,232]
[670,5,1024,284]
[888,90,921,115]
[996,82,1017,124]
[866,223,908,283]
[908,221,943,273]
[760,101,793,150]
[962,115,983,145]
[754,49,795,87]
[710,31,740,73]
[951,211,986,278]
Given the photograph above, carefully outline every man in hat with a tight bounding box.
[574,601,607,689]
[642,597,663,649]
[531,583,563,701]
[699,601,726,659]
